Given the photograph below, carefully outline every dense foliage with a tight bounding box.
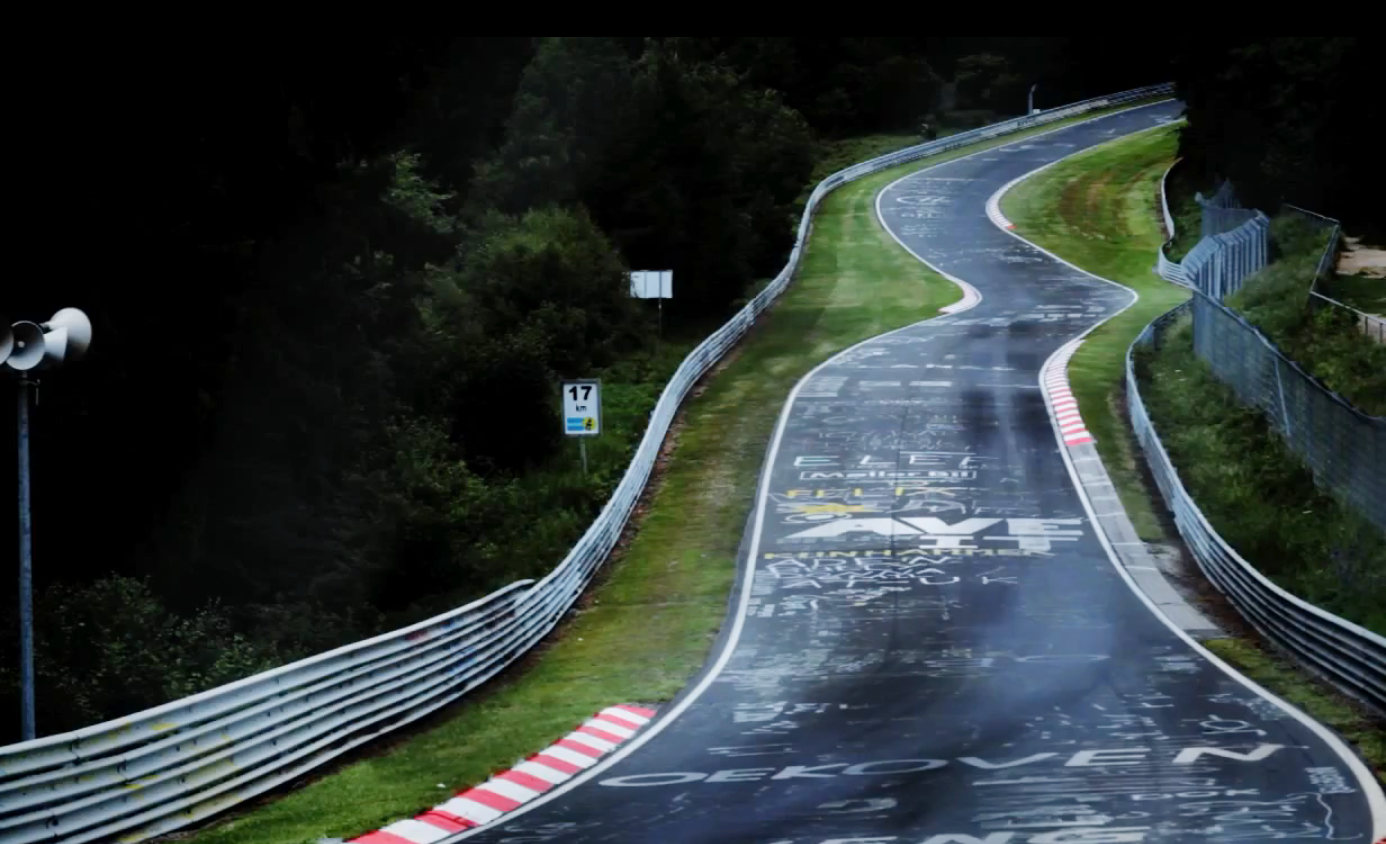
[2,37,1181,740]
[1171,36,1385,238]
[1228,216,1386,415]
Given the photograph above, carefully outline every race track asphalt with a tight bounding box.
[443,100,1386,844]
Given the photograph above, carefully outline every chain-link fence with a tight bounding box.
[1157,184,1386,533]
[1283,203,1342,280]
[1178,211,1271,300]
[1283,203,1386,345]
[1189,293,1386,530]
[1197,179,1261,238]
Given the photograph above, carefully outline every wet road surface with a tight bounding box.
[442,100,1385,844]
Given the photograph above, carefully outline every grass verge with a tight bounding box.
[1132,316,1386,633]
[999,123,1189,540]
[181,98,1175,844]
[1204,637,1385,786]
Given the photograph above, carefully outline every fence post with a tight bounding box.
[1272,356,1293,439]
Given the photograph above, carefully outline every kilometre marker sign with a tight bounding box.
[562,379,601,436]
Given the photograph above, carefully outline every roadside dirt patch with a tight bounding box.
[1056,175,1086,235]
[1085,170,1122,235]
[1336,235,1386,278]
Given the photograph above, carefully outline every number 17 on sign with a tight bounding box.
[561,379,601,475]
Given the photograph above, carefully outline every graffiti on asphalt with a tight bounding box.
[596,744,1289,786]
[777,517,1084,552]
[763,556,1018,589]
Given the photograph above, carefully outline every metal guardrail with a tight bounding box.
[1155,246,1188,285]
[1126,305,1386,715]
[1159,158,1179,239]
[1156,158,1190,286]
[0,83,1176,844]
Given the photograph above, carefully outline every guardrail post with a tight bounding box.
[17,377,35,741]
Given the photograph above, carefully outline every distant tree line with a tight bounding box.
[1171,37,1384,238]
[2,37,1175,740]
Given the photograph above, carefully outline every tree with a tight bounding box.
[469,37,635,216]
[1172,37,1383,236]
[438,204,648,474]
[954,53,1026,115]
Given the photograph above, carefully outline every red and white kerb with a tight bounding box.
[1043,340,1093,446]
[350,705,656,843]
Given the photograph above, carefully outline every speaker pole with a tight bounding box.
[16,376,35,741]
[5,307,90,740]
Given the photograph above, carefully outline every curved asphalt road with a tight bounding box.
[447,101,1385,843]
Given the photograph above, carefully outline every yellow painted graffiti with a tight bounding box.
[782,502,878,516]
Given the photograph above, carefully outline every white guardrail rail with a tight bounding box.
[1156,158,1191,286]
[1135,165,1386,717]
[0,83,1174,844]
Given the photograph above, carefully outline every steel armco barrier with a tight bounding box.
[1155,157,1190,286]
[1127,305,1386,715]
[0,83,1175,844]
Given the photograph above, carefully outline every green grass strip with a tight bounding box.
[1000,123,1189,540]
[1204,638,1384,785]
[185,99,1172,844]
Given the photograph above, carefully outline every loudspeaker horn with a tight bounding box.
[5,321,47,371]
[40,327,71,368]
[43,308,93,362]
[0,317,12,365]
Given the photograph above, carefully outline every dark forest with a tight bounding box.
[3,36,1377,741]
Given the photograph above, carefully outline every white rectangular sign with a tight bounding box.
[562,379,601,436]
[629,270,672,299]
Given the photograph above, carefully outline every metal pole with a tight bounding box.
[1028,83,1037,115]
[17,377,35,741]
[579,438,588,476]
